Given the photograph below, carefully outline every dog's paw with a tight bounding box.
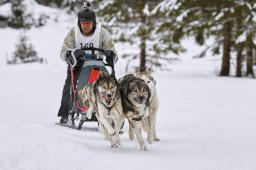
[109,131,116,136]
[154,137,160,141]
[111,143,118,148]
[140,144,148,151]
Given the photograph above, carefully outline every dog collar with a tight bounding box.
[132,116,142,121]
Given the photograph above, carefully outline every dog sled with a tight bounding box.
[58,46,116,130]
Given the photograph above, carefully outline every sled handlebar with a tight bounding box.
[81,47,105,53]
[67,47,115,74]
[68,49,77,68]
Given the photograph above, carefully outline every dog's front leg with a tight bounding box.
[128,120,135,141]
[142,117,153,144]
[133,121,147,151]
[95,112,111,140]
[99,116,115,136]
[86,105,94,120]
[98,122,110,140]
[150,107,160,141]
[112,117,124,146]
[99,116,118,148]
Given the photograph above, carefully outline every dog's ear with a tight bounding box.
[146,68,152,74]
[135,67,140,76]
[98,71,108,79]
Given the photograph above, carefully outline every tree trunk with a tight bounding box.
[220,21,231,76]
[255,49,256,65]
[235,8,243,78]
[236,45,243,77]
[139,14,146,71]
[246,34,255,78]
[140,34,146,71]
[236,45,242,77]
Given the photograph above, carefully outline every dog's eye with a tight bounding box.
[110,85,114,89]
[147,81,150,83]
[103,86,107,89]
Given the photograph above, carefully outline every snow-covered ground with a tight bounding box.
[1,2,256,170]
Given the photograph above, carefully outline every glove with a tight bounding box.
[65,49,84,66]
[104,50,116,66]
[64,51,72,63]
[72,49,84,60]
[106,56,114,66]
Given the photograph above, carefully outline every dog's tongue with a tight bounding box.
[105,98,112,105]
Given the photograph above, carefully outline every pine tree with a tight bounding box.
[13,31,40,63]
[9,0,25,28]
[245,33,255,78]
[157,0,256,77]
[35,0,64,8]
[62,0,85,12]
[95,0,172,71]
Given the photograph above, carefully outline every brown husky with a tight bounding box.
[136,68,160,142]
[119,74,151,150]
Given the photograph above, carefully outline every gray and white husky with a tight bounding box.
[136,68,160,141]
[78,72,124,148]
[119,74,151,150]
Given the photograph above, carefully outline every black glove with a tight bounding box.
[106,56,113,66]
[72,49,84,60]
[65,49,84,65]
[104,50,116,66]
[65,51,72,63]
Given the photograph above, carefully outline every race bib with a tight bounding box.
[75,22,101,55]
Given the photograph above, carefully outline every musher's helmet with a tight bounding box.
[78,2,96,34]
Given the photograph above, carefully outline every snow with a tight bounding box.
[236,31,247,44]
[143,4,150,16]
[1,2,256,170]
[152,0,178,14]
[215,12,223,20]
[0,3,11,17]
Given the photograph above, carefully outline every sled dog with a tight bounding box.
[136,68,160,141]
[119,74,150,150]
[78,72,124,148]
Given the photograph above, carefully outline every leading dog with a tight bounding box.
[119,74,151,150]
[136,68,160,141]
[78,72,124,148]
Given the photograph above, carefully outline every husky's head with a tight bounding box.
[94,71,118,107]
[136,68,156,90]
[119,74,150,113]
[128,79,150,106]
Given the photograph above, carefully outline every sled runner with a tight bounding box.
[55,122,98,132]
[61,47,116,130]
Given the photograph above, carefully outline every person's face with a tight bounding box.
[80,21,93,34]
